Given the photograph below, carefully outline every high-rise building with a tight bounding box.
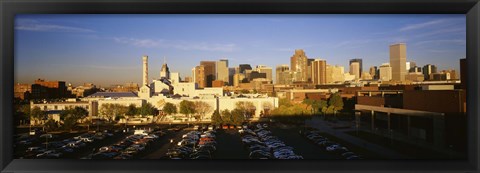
[256,65,273,82]
[349,62,360,79]
[276,65,289,84]
[233,73,245,87]
[326,65,332,84]
[239,64,252,74]
[200,61,216,87]
[406,61,416,71]
[330,65,345,83]
[422,64,437,81]
[409,66,422,73]
[349,59,363,77]
[193,65,205,88]
[379,63,392,81]
[216,59,229,85]
[307,58,315,82]
[290,49,309,82]
[228,67,236,86]
[390,43,407,81]
[311,59,327,85]
[369,66,378,79]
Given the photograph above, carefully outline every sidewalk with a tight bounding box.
[306,116,410,159]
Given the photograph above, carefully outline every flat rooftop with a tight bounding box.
[87,92,138,98]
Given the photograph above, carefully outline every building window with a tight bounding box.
[54,106,58,110]
[86,106,89,109]
[43,106,47,110]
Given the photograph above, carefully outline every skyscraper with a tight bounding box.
[193,65,205,88]
[256,65,273,82]
[390,43,407,81]
[228,67,236,86]
[349,59,363,77]
[311,59,327,85]
[290,49,309,82]
[239,64,252,74]
[349,62,360,79]
[216,59,229,85]
[307,58,315,82]
[369,66,378,79]
[276,65,290,84]
[200,61,216,87]
[406,61,416,71]
[379,63,392,81]
[422,64,437,81]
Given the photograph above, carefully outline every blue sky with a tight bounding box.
[15,14,466,87]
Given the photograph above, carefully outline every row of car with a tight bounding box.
[91,130,160,159]
[240,124,303,159]
[301,129,362,160]
[166,130,217,159]
[24,131,114,159]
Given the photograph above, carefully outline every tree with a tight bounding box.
[194,101,212,121]
[302,99,315,113]
[279,98,293,107]
[221,109,233,124]
[231,109,245,125]
[211,110,222,126]
[163,102,177,115]
[44,119,59,132]
[99,104,128,122]
[179,100,196,121]
[126,104,137,116]
[262,102,273,117]
[235,101,256,118]
[60,107,88,131]
[137,103,157,116]
[328,93,344,114]
[30,106,46,125]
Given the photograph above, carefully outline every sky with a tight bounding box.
[14,14,466,87]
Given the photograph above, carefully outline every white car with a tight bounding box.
[326,145,347,152]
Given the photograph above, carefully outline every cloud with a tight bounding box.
[399,19,447,31]
[113,37,238,52]
[414,39,465,46]
[15,19,95,33]
[85,65,139,70]
[399,18,463,32]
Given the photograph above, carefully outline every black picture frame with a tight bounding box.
[1,0,479,172]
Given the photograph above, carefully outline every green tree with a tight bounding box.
[137,103,157,116]
[44,119,59,132]
[328,93,344,114]
[211,110,222,126]
[163,102,177,115]
[99,104,128,122]
[179,100,196,121]
[279,98,293,107]
[221,109,233,124]
[126,104,137,116]
[60,107,88,131]
[30,106,47,125]
[231,109,245,125]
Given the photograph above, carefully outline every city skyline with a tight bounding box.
[14,14,466,86]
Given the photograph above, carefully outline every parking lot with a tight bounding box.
[15,123,374,160]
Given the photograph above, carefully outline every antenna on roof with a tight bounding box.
[163,56,166,64]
